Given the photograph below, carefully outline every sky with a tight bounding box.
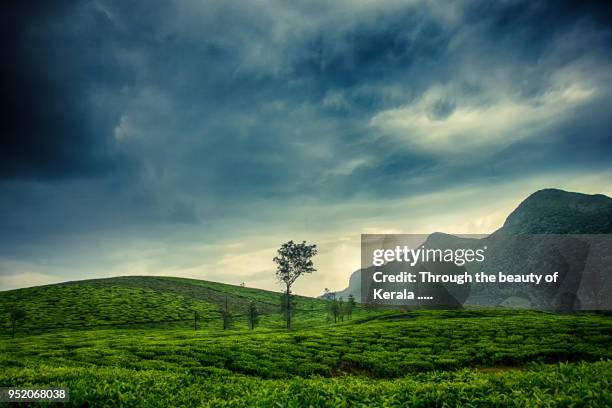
[1,0,612,296]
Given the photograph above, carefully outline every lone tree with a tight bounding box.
[273,240,317,329]
[9,307,26,338]
[247,301,259,330]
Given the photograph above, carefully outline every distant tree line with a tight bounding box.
[327,293,355,323]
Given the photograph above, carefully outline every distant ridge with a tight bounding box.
[326,188,612,302]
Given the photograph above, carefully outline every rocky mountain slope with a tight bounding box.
[328,189,612,310]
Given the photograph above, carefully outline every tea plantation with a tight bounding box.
[0,277,610,406]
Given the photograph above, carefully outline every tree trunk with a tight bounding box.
[223,295,229,330]
[286,284,291,330]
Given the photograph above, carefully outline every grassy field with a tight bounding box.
[0,276,328,334]
[0,277,610,406]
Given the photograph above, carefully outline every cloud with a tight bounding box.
[0,258,63,290]
[0,272,61,291]
[0,1,132,180]
[370,81,596,155]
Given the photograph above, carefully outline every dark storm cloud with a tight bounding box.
[0,1,136,180]
[3,0,611,185]
[295,10,451,97]
[1,0,611,288]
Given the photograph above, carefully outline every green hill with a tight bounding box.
[0,276,328,335]
[0,277,611,406]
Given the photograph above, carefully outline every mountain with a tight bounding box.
[501,189,612,234]
[328,188,612,310]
